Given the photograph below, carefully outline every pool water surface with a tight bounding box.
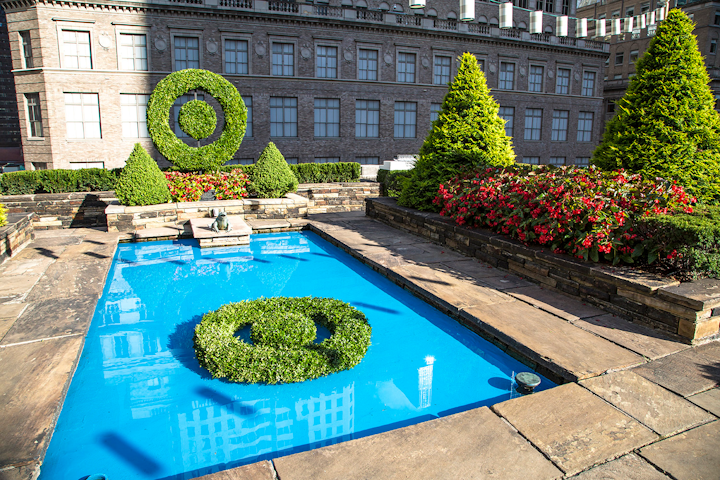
[39,232,554,480]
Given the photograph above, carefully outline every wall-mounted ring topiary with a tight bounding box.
[146,69,246,171]
[193,297,372,384]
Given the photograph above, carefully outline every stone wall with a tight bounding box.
[297,182,380,214]
[0,191,116,229]
[0,213,34,264]
[367,197,720,344]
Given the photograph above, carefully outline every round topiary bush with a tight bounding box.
[146,69,246,171]
[178,100,217,140]
[115,143,171,206]
[193,297,372,384]
[252,142,299,198]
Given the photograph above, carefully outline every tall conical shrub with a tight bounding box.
[593,9,720,204]
[115,144,171,206]
[399,52,515,212]
[252,142,298,198]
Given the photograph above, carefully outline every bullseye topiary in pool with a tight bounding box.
[193,297,372,384]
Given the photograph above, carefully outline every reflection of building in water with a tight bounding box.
[258,235,310,255]
[418,356,434,409]
[296,384,355,443]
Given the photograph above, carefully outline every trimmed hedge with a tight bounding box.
[377,169,411,197]
[115,144,171,206]
[0,168,120,195]
[252,142,298,198]
[178,99,217,140]
[193,297,372,384]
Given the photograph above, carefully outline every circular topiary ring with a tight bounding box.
[146,69,246,171]
[193,297,372,384]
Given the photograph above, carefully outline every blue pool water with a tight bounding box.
[40,232,554,480]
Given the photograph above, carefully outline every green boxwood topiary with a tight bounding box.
[115,143,171,206]
[252,142,298,198]
[193,297,372,384]
[178,100,217,140]
[146,69,246,171]
[0,203,6,227]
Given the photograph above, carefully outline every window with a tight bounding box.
[625,6,634,16]
[270,97,298,137]
[70,161,104,169]
[430,103,442,123]
[25,93,43,137]
[516,0,528,8]
[119,33,147,71]
[575,157,590,167]
[173,93,204,138]
[582,71,596,96]
[607,101,615,113]
[522,156,539,164]
[272,43,294,76]
[611,9,620,18]
[226,158,254,165]
[243,96,252,137]
[615,52,624,65]
[524,108,542,141]
[315,157,340,163]
[549,157,565,165]
[64,93,101,139]
[120,94,149,138]
[285,158,299,164]
[712,40,718,55]
[397,52,416,83]
[641,2,650,12]
[358,49,378,80]
[498,107,514,137]
[716,12,720,25]
[356,157,379,164]
[356,100,380,137]
[630,50,639,63]
[433,55,451,85]
[225,39,248,74]
[20,31,33,68]
[528,65,544,92]
[62,30,92,69]
[545,0,553,12]
[316,46,338,79]
[394,102,416,138]
[561,0,569,15]
[314,98,340,137]
[551,110,568,141]
[477,59,485,71]
[555,68,570,94]
[499,62,515,90]
[613,74,623,80]
[174,36,199,70]
[577,111,593,142]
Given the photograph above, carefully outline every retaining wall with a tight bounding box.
[297,182,380,214]
[0,213,34,264]
[0,192,116,229]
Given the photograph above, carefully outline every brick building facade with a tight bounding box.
[0,9,21,161]
[1,0,607,170]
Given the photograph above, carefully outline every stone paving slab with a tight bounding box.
[435,259,535,289]
[11,244,66,262]
[385,242,469,265]
[0,256,54,276]
[568,454,670,480]
[574,314,689,361]
[0,274,41,299]
[31,236,83,248]
[273,407,562,480]
[493,383,658,476]
[504,285,607,322]
[632,342,720,397]
[461,302,645,381]
[191,461,275,480]
[639,421,720,480]
[688,388,720,417]
[25,260,109,302]
[0,335,83,467]
[55,238,117,262]
[581,371,715,437]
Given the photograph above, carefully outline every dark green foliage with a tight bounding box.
[399,52,515,211]
[115,144,171,206]
[178,100,217,140]
[377,169,411,197]
[147,69,246,171]
[0,203,6,227]
[165,162,360,184]
[193,297,372,384]
[0,168,120,195]
[252,142,299,198]
[592,10,720,204]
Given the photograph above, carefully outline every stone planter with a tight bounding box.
[0,213,34,265]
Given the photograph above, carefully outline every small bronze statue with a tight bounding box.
[210,211,232,233]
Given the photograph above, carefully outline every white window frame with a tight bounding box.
[57,24,94,70]
[19,30,33,69]
[120,93,150,139]
[223,36,250,75]
[555,67,571,94]
[315,43,339,79]
[170,30,203,71]
[396,51,417,83]
[25,92,44,138]
[581,71,596,96]
[499,62,515,90]
[528,65,544,93]
[549,157,565,166]
[115,28,149,71]
[64,92,101,139]
[357,45,380,81]
[270,39,297,77]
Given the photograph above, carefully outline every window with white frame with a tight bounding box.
[314,157,340,163]
[25,93,43,137]
[551,110,568,141]
[575,157,590,167]
[499,106,514,137]
[555,68,570,94]
[174,36,199,70]
[356,100,380,137]
[270,97,298,137]
[397,52,416,83]
[314,98,340,137]
[62,30,92,69]
[358,49,378,81]
[433,55,451,85]
[524,108,542,141]
[577,111,594,142]
[549,157,565,165]
[582,71,596,96]
[529,65,544,92]
[394,102,416,138]
[20,31,33,68]
[430,103,442,123]
[316,46,338,78]
[243,96,252,137]
[225,39,249,74]
[272,43,294,76]
[173,93,205,138]
[119,33,147,71]
[121,94,149,138]
[356,156,379,164]
[64,93,101,138]
[499,62,515,90]
[522,156,539,164]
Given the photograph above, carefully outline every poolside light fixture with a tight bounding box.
[514,372,541,395]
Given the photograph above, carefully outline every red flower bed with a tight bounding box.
[165,170,250,202]
[435,165,694,264]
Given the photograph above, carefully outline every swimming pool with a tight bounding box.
[39,232,553,480]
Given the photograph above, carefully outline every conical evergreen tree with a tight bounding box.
[252,142,298,198]
[593,9,720,204]
[115,144,171,206]
[398,52,515,212]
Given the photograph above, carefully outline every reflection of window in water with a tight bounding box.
[418,355,434,409]
[113,335,129,358]
[296,383,355,442]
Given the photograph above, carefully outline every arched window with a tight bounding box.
[478,15,488,24]
[392,3,404,12]
[544,25,553,33]
[378,2,390,11]
[518,21,527,30]
[356,0,368,7]
[448,11,457,19]
[490,16,499,26]
[427,8,438,16]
